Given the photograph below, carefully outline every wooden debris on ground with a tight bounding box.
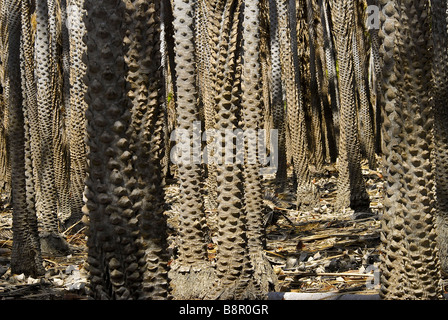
[0,163,385,299]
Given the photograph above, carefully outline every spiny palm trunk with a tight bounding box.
[367,0,383,154]
[320,0,340,151]
[0,0,10,200]
[195,0,221,210]
[123,0,170,299]
[7,0,45,277]
[66,0,88,230]
[353,0,376,169]
[268,0,287,188]
[431,0,448,277]
[209,0,249,299]
[0,88,8,198]
[169,0,215,300]
[276,0,318,209]
[305,0,325,172]
[380,0,443,299]
[332,0,369,211]
[35,0,70,255]
[240,0,277,298]
[21,0,43,241]
[84,0,150,299]
[314,0,337,164]
[48,0,72,228]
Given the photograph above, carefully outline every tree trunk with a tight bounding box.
[332,0,369,211]
[353,0,376,169]
[66,0,88,230]
[276,0,318,209]
[431,0,448,278]
[268,0,287,188]
[240,0,278,298]
[123,0,170,299]
[84,0,150,299]
[7,0,45,278]
[168,0,215,300]
[379,0,443,299]
[35,0,70,255]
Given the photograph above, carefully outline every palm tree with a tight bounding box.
[195,0,219,210]
[83,0,150,299]
[431,0,448,277]
[379,0,443,299]
[123,0,170,299]
[353,0,375,170]
[35,0,70,255]
[207,0,249,299]
[66,0,88,229]
[6,0,45,277]
[276,0,318,209]
[305,0,325,172]
[21,0,42,244]
[332,0,369,211]
[268,0,287,188]
[168,0,214,299]
[319,0,340,152]
[240,0,277,298]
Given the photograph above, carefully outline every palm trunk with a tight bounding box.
[7,0,45,277]
[380,0,443,299]
[169,0,215,300]
[431,0,448,277]
[306,0,325,172]
[353,0,376,169]
[268,0,287,188]
[66,0,88,229]
[196,0,219,210]
[84,0,149,299]
[123,0,170,299]
[208,0,248,300]
[320,0,340,152]
[276,0,318,209]
[332,0,369,211]
[35,0,70,255]
[240,0,277,298]
[21,0,43,242]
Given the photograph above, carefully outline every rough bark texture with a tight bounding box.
[35,0,70,255]
[84,0,151,299]
[195,0,219,210]
[240,0,278,298]
[276,0,318,209]
[320,0,340,151]
[332,0,369,211]
[305,0,325,172]
[379,0,443,300]
[353,0,375,170]
[7,0,45,278]
[21,0,42,252]
[209,0,249,300]
[431,0,448,277]
[66,0,88,230]
[123,0,170,299]
[168,0,215,300]
[268,0,287,188]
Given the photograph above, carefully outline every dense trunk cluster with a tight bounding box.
[0,0,447,300]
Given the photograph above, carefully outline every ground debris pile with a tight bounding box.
[0,205,88,300]
[0,163,385,299]
[261,163,383,295]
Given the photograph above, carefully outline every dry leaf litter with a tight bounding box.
[0,161,387,299]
